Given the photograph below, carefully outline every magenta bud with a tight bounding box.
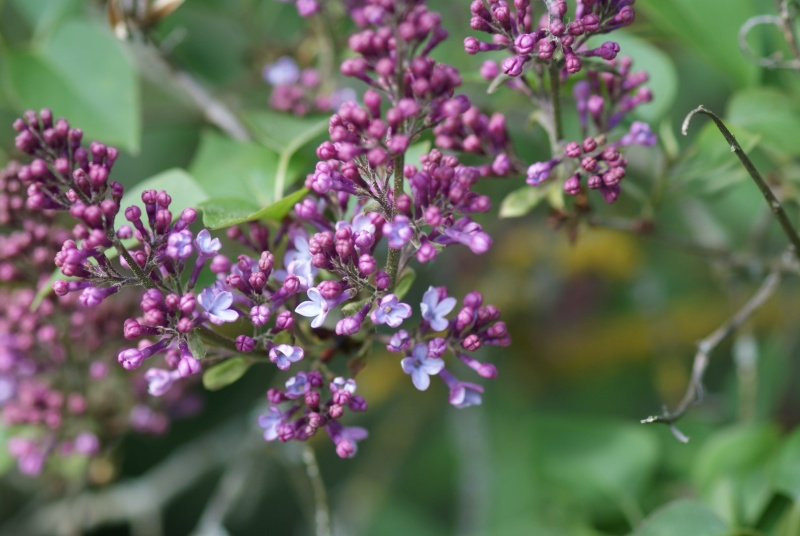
[375,270,390,290]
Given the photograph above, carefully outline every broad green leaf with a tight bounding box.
[4,19,141,152]
[202,357,252,391]
[245,110,329,154]
[632,499,728,536]
[533,416,660,509]
[500,186,548,218]
[119,168,209,225]
[405,140,432,167]
[774,428,800,500]
[188,130,280,205]
[394,268,415,300]
[638,0,761,88]
[197,188,307,229]
[9,0,83,39]
[243,110,328,197]
[726,87,800,158]
[692,423,780,525]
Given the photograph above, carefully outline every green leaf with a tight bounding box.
[692,423,780,525]
[774,428,800,500]
[726,87,800,158]
[637,0,762,88]
[394,268,415,300]
[186,332,207,360]
[499,186,548,218]
[198,188,308,229]
[119,168,209,224]
[341,297,371,317]
[405,140,432,168]
[4,19,141,152]
[202,357,252,391]
[188,130,280,205]
[0,424,13,477]
[243,110,328,198]
[9,0,83,39]
[632,499,728,536]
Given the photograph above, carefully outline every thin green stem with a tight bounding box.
[548,64,564,146]
[682,105,800,261]
[196,325,271,359]
[110,233,156,290]
[386,151,404,289]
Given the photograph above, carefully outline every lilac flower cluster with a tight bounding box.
[465,0,635,77]
[0,160,193,476]
[263,56,357,116]
[464,0,655,205]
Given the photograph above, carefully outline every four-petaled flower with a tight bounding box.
[448,380,483,408]
[258,406,288,441]
[420,286,457,331]
[285,371,311,399]
[166,229,194,260]
[370,294,412,328]
[383,215,413,249]
[270,344,304,370]
[401,343,445,391]
[295,287,333,328]
[198,288,239,325]
[144,368,179,397]
[195,229,221,257]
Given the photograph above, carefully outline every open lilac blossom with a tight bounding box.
[194,229,221,257]
[401,343,445,391]
[285,371,311,399]
[370,294,412,328]
[440,369,483,408]
[263,56,300,86]
[270,344,304,370]
[166,229,194,260]
[144,368,180,397]
[198,288,239,325]
[295,287,333,328]
[383,216,413,249]
[258,406,290,442]
[420,286,457,331]
[327,421,368,459]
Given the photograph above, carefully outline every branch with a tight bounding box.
[0,420,247,536]
[682,106,800,261]
[302,445,331,536]
[641,266,783,441]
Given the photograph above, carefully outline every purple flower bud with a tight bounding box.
[564,175,581,196]
[118,349,145,370]
[275,310,294,331]
[502,55,526,77]
[375,270,390,290]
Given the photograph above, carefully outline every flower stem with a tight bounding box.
[548,63,564,146]
[385,151,405,289]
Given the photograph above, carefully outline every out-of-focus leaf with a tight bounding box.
[188,130,279,205]
[726,87,800,158]
[119,168,209,225]
[533,415,660,510]
[245,187,309,223]
[692,423,780,525]
[202,357,252,391]
[4,19,141,152]
[774,428,800,500]
[638,0,761,88]
[394,268,415,300]
[500,185,549,218]
[405,140,432,167]
[9,0,83,39]
[631,499,728,536]
[0,424,12,476]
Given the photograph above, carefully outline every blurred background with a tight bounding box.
[3,0,800,534]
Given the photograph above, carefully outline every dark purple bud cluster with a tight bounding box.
[259,373,368,458]
[0,158,196,477]
[466,0,635,77]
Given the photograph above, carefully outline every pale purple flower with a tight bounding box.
[144,368,178,396]
[199,288,239,325]
[74,432,101,456]
[387,329,411,352]
[327,421,368,459]
[330,376,357,395]
[383,215,413,249]
[295,287,332,328]
[370,294,412,328]
[620,121,657,147]
[441,370,484,408]
[195,229,221,257]
[283,235,317,287]
[270,344,304,370]
[401,343,445,391]
[166,229,194,260]
[420,286,457,331]
[258,406,288,442]
[0,374,14,404]
[285,371,311,399]
[263,56,300,86]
